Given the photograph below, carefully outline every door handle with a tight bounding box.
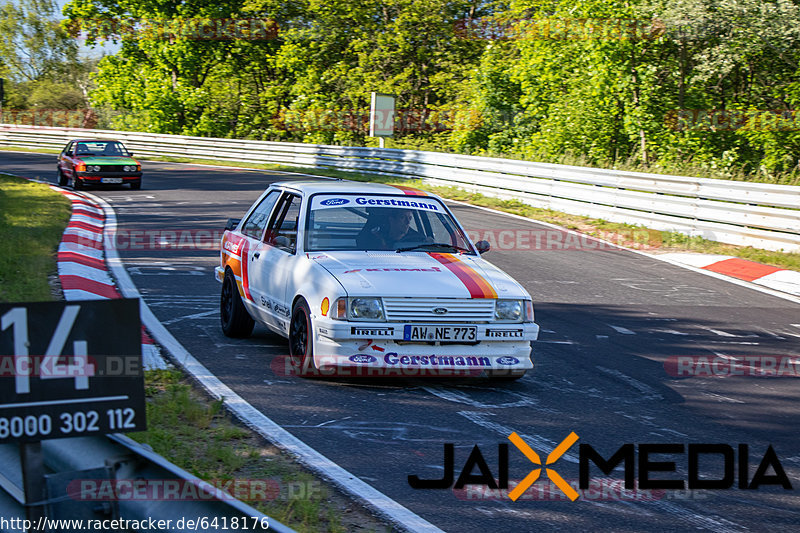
[253,252,260,259]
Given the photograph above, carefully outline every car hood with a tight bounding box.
[307,251,528,299]
[74,156,136,165]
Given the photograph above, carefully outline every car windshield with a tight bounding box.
[74,141,129,156]
[306,194,474,253]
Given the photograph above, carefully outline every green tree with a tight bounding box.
[0,0,78,82]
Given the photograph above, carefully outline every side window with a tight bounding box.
[266,194,301,253]
[63,142,74,156]
[241,191,280,239]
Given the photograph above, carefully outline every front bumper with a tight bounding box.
[76,172,142,184]
[310,319,539,377]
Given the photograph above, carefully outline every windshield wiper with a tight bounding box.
[396,243,472,253]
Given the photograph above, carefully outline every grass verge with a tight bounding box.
[0,174,72,302]
[0,145,62,155]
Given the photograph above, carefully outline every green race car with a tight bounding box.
[57,139,142,190]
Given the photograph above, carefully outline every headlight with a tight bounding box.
[350,298,384,321]
[495,300,522,322]
[123,165,132,172]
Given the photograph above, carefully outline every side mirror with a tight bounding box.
[225,218,240,231]
[127,152,134,156]
[475,240,491,254]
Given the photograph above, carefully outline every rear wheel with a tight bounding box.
[289,299,316,377]
[220,271,254,337]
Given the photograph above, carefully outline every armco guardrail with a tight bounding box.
[2,123,798,252]
[0,434,294,532]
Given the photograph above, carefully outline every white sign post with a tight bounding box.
[369,92,395,148]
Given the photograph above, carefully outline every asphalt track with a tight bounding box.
[4,151,800,532]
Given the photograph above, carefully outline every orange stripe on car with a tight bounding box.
[222,232,251,300]
[240,239,253,301]
[428,253,497,298]
[390,184,428,196]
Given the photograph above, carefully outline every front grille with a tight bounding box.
[382,297,494,322]
[86,165,133,172]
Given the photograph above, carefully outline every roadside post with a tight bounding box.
[369,92,395,148]
[0,299,145,530]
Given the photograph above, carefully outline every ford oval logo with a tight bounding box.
[497,357,519,365]
[432,307,448,315]
[349,354,376,364]
[321,198,349,206]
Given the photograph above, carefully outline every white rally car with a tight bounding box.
[215,180,539,379]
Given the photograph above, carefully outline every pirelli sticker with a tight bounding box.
[485,328,524,339]
[351,327,394,337]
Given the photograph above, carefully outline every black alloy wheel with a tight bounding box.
[220,271,254,337]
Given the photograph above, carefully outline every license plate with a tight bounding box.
[101,177,123,184]
[403,325,477,341]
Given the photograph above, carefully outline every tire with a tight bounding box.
[73,175,83,190]
[130,179,141,190]
[220,271,254,337]
[289,299,317,377]
[57,169,67,186]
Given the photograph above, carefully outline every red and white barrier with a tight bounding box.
[657,253,800,296]
[53,187,169,370]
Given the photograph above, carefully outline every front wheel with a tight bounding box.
[220,271,254,337]
[289,300,316,377]
[130,179,141,190]
[57,169,67,186]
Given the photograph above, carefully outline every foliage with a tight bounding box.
[50,0,800,183]
[0,0,95,113]
[453,0,800,180]
[0,0,78,82]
